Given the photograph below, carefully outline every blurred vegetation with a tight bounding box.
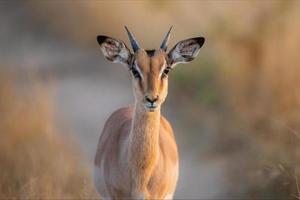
[172,58,221,107]
[169,1,300,198]
[1,1,300,199]
[0,73,98,199]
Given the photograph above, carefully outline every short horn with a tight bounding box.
[160,26,173,51]
[124,26,140,52]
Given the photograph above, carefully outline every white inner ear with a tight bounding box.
[101,44,113,58]
[170,46,183,63]
[169,40,201,67]
[180,42,201,57]
[169,45,187,67]
[101,40,131,66]
[119,43,130,61]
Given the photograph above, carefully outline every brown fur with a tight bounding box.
[94,49,179,200]
[94,107,178,199]
[95,32,204,199]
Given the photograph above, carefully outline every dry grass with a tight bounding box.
[169,2,300,198]
[210,2,300,198]
[0,74,98,199]
[2,1,300,198]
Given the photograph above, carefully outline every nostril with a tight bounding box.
[145,96,159,103]
[145,96,151,103]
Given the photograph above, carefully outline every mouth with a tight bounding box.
[145,103,158,112]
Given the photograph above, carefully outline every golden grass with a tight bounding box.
[0,74,98,199]
[209,2,300,198]
[168,2,300,198]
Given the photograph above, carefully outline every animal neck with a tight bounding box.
[128,102,161,192]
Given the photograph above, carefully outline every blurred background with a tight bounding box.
[1,1,300,199]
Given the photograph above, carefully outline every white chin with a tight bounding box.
[144,104,158,112]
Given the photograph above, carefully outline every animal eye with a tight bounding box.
[131,68,141,79]
[162,67,172,78]
[163,69,170,75]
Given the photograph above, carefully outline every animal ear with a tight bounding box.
[168,37,205,68]
[97,35,132,67]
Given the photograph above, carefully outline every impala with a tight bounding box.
[94,26,205,199]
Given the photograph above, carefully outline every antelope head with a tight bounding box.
[97,27,205,112]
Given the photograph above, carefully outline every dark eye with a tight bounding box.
[162,67,172,78]
[131,68,141,79]
[163,68,170,75]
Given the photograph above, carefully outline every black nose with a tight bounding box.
[145,95,159,103]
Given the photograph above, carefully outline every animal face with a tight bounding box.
[130,49,169,111]
[97,27,205,112]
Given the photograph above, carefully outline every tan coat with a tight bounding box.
[94,107,178,199]
[95,27,204,199]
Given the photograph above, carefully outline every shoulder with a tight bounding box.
[107,107,133,123]
[100,107,133,143]
[95,107,133,165]
[101,107,133,139]
[101,107,133,132]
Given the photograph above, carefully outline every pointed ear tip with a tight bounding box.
[196,37,205,46]
[197,37,205,42]
[97,35,107,44]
